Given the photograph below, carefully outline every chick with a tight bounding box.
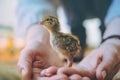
[40,16,81,67]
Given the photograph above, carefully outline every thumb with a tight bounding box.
[96,55,115,80]
[21,67,31,80]
[17,49,33,80]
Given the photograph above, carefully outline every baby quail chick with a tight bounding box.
[40,16,81,67]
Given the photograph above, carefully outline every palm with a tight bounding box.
[17,42,64,80]
[32,44,64,80]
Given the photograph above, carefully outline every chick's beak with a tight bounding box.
[40,21,44,25]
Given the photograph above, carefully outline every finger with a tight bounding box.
[96,55,116,80]
[50,74,69,80]
[33,60,46,68]
[57,67,77,75]
[82,77,91,80]
[38,74,69,80]
[34,56,42,61]
[37,77,50,80]
[79,50,102,78]
[17,49,33,80]
[57,66,93,78]
[69,74,82,80]
[57,67,81,76]
[33,68,42,76]
[107,63,120,80]
[40,66,58,77]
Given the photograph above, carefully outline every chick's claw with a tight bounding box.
[67,60,73,67]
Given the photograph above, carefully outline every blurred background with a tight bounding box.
[0,0,22,79]
[0,0,25,62]
[0,0,101,63]
[0,0,119,80]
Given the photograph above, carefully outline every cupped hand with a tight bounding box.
[17,38,64,80]
[64,39,120,80]
[17,24,65,80]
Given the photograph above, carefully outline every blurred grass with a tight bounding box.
[0,63,21,80]
[0,25,22,80]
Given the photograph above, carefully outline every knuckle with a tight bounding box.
[17,65,22,73]
[112,51,120,62]
[57,67,65,73]
[83,77,91,80]
[49,66,57,70]
[69,74,82,80]
[60,75,68,80]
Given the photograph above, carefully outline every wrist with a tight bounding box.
[103,17,120,39]
[100,37,120,50]
[102,35,120,44]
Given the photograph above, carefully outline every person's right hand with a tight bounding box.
[40,38,120,80]
[17,24,64,80]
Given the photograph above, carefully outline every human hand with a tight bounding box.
[17,25,64,80]
[40,39,120,80]
[61,39,120,80]
[40,66,90,80]
[80,39,120,80]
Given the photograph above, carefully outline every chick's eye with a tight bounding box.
[46,18,49,21]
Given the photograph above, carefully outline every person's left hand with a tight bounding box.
[17,24,66,80]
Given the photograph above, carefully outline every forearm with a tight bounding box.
[102,17,120,48]
[103,0,120,39]
[103,17,120,39]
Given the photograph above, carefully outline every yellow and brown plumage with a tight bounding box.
[40,16,81,67]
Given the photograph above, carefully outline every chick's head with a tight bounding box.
[41,16,60,32]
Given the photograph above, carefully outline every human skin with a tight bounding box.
[17,18,120,80]
[17,24,64,80]
[40,18,120,80]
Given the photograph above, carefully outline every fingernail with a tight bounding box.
[21,70,25,77]
[102,70,107,79]
[46,73,52,76]
[21,70,26,80]
[82,77,90,80]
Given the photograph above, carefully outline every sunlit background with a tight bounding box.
[0,0,119,80]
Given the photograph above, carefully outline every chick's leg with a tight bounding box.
[67,59,73,67]
[67,56,73,67]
